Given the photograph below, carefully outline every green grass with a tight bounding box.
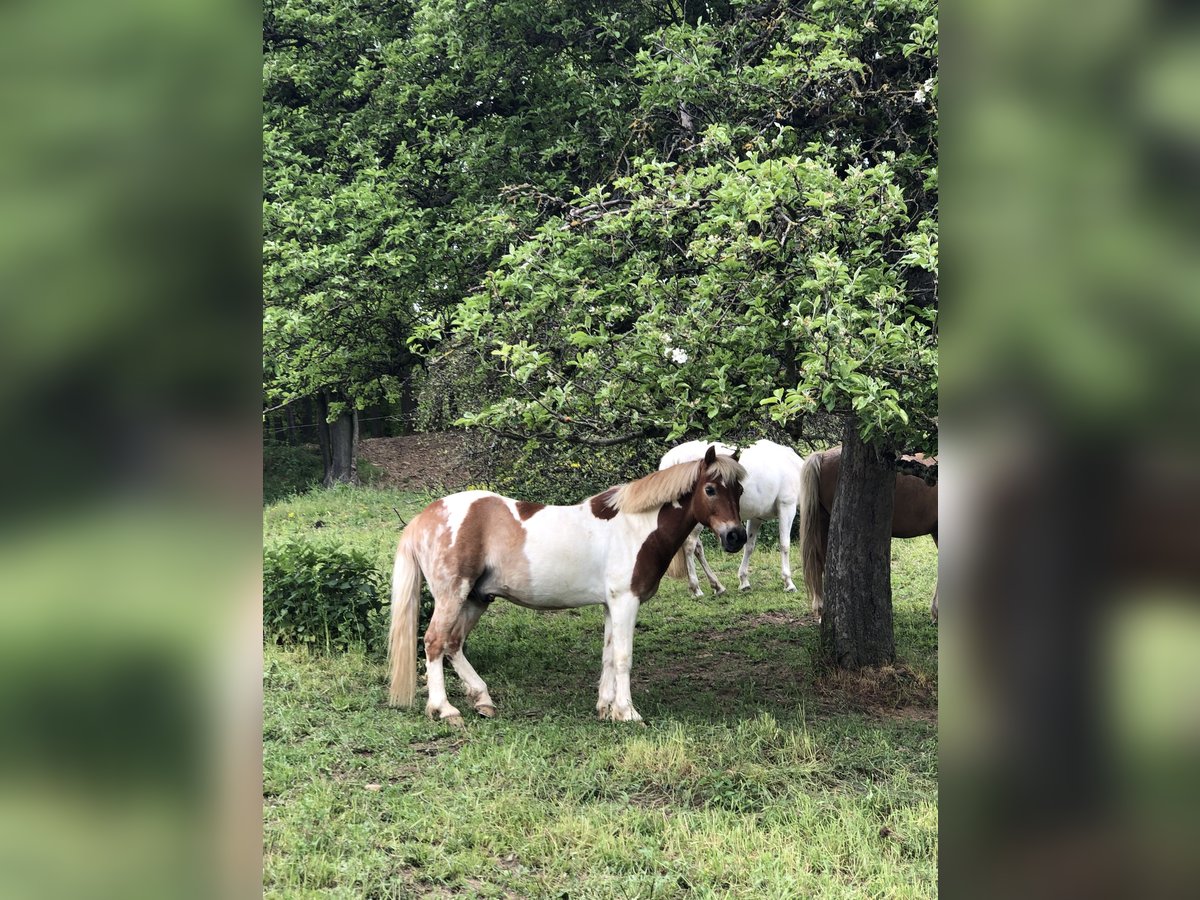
[264,487,938,898]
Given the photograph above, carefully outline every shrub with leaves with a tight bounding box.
[263,443,324,505]
[263,540,388,653]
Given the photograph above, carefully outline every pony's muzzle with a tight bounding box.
[719,526,747,552]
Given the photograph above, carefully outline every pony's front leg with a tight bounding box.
[597,593,642,723]
[738,518,763,590]
[596,606,616,715]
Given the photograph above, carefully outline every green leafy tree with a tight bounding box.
[453,0,938,666]
[263,0,699,480]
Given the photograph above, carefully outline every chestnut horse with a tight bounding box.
[387,446,747,723]
[799,447,939,623]
[661,439,806,596]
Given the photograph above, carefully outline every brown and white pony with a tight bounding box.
[799,447,939,623]
[387,446,747,723]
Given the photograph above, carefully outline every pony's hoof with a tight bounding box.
[476,704,497,718]
[713,586,727,597]
[442,714,465,728]
[739,583,752,592]
[607,706,643,724]
[690,589,704,598]
[783,584,797,593]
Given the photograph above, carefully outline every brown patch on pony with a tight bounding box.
[420,495,534,662]
[589,487,619,520]
[451,496,532,601]
[515,500,545,520]
[631,499,695,601]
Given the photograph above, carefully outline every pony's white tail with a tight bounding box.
[387,532,422,707]
[798,452,826,617]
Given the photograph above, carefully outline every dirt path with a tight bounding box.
[358,432,486,492]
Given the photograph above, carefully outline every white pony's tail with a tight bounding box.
[387,531,422,707]
[799,452,826,618]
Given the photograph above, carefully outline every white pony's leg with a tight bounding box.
[931,581,939,624]
[738,518,762,591]
[446,600,495,716]
[694,533,726,595]
[596,607,616,714]
[599,593,642,722]
[684,528,704,597]
[778,502,797,592]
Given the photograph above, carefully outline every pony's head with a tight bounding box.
[690,444,747,552]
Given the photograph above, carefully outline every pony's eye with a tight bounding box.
[704,485,716,497]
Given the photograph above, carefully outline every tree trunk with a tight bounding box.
[319,393,359,486]
[314,394,332,474]
[820,419,897,669]
[316,393,357,487]
[399,371,414,434]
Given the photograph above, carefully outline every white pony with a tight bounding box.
[660,439,806,596]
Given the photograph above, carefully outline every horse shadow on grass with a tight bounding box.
[455,602,937,727]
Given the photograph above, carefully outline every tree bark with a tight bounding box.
[315,394,332,473]
[321,393,359,486]
[820,419,897,668]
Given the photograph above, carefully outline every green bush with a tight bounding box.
[263,540,388,652]
[263,443,323,504]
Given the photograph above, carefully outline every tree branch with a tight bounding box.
[478,424,666,447]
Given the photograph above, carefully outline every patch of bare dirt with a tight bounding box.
[650,631,937,724]
[813,664,938,722]
[358,432,486,491]
[649,646,806,705]
[740,610,811,629]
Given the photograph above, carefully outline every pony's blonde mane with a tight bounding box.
[608,455,747,515]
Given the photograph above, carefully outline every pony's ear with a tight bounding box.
[733,447,741,462]
[704,444,717,466]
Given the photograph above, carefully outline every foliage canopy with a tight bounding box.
[263,0,937,453]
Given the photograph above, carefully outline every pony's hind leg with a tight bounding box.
[446,600,497,717]
[423,586,468,724]
[777,502,798,592]
[694,534,726,595]
[738,518,763,591]
[683,527,705,597]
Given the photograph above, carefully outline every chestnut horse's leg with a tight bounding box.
[598,592,642,722]
[778,502,798,592]
[930,528,939,624]
[694,534,726,595]
[446,600,496,717]
[738,517,763,590]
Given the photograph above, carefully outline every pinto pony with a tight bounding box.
[662,439,806,596]
[799,446,938,623]
[387,446,747,723]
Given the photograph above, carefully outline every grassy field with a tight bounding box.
[264,487,938,898]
